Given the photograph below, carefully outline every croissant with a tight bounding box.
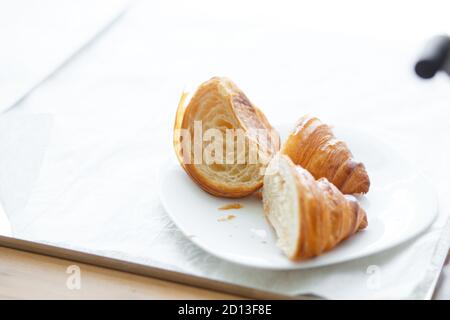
[281,115,370,194]
[263,154,368,260]
[174,77,280,198]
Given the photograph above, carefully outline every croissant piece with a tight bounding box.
[174,77,280,198]
[263,154,368,260]
[281,115,370,194]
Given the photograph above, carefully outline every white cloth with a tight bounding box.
[0,205,11,237]
[2,1,450,299]
[0,0,128,113]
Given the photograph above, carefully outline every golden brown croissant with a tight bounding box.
[263,154,368,260]
[174,77,280,198]
[281,115,370,194]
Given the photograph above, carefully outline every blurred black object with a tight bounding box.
[415,35,450,79]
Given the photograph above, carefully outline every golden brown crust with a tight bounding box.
[283,155,367,260]
[173,77,279,198]
[173,91,190,168]
[281,115,370,194]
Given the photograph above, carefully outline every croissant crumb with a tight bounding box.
[217,214,236,222]
[218,203,243,210]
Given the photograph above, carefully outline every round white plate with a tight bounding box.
[159,124,437,270]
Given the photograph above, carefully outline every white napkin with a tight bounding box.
[0,0,128,113]
[6,110,449,299]
[2,1,450,299]
[0,114,54,236]
[0,205,11,237]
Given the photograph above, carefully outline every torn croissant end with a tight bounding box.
[263,154,368,261]
[173,77,280,198]
[281,115,370,194]
[173,91,190,169]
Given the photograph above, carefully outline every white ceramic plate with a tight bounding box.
[159,124,437,270]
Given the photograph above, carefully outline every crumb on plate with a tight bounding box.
[217,214,236,222]
[218,203,243,210]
